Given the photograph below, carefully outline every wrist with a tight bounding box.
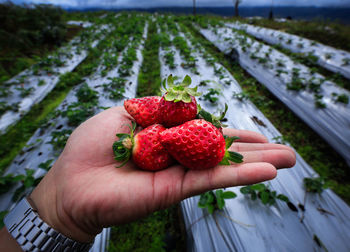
[30,167,96,243]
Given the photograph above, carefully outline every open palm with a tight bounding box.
[31,106,295,242]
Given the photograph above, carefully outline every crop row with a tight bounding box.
[197,20,350,166]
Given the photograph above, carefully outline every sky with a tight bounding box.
[4,0,350,8]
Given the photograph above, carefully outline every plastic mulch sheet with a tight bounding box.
[0,23,112,134]
[227,22,350,79]
[199,26,350,166]
[0,21,148,252]
[159,27,350,252]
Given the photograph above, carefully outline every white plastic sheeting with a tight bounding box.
[159,26,350,252]
[227,22,350,79]
[0,23,112,134]
[0,20,148,252]
[199,26,350,166]
[67,20,93,28]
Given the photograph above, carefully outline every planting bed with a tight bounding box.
[156,16,350,252]
[0,13,147,251]
[1,11,350,252]
[198,23,350,166]
[228,22,350,79]
[0,20,113,134]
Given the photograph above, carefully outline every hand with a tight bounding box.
[29,106,295,243]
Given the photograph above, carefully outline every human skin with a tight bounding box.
[0,106,296,250]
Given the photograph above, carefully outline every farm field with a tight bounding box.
[0,5,350,252]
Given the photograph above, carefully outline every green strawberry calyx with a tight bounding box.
[219,135,244,165]
[161,74,202,103]
[112,121,136,167]
[197,103,228,129]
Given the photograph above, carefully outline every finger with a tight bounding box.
[230,142,294,153]
[182,162,277,199]
[223,128,268,143]
[239,150,296,169]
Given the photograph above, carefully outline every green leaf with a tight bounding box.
[224,136,234,150]
[228,151,244,163]
[217,197,225,209]
[219,103,228,120]
[261,191,270,204]
[164,91,176,101]
[182,93,192,103]
[198,194,208,208]
[251,183,266,192]
[167,74,174,87]
[207,204,214,214]
[219,158,230,165]
[240,186,251,194]
[182,75,192,86]
[277,194,290,202]
[222,191,237,199]
[198,109,213,123]
[207,191,215,204]
[251,191,257,200]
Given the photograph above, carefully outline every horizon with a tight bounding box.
[2,0,350,8]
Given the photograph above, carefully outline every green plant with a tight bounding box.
[58,72,83,90]
[203,88,220,103]
[240,183,290,205]
[0,173,25,195]
[342,58,350,66]
[303,177,328,194]
[12,169,42,202]
[198,190,237,214]
[0,86,12,97]
[48,129,72,151]
[38,159,54,171]
[163,51,176,69]
[232,91,249,101]
[332,93,349,104]
[38,79,46,86]
[15,86,34,98]
[76,83,99,103]
[0,101,12,116]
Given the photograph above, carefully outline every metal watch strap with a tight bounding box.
[4,197,93,252]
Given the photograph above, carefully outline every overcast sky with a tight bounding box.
[4,0,350,8]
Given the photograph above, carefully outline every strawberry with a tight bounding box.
[124,96,161,128]
[113,122,174,171]
[160,119,243,170]
[159,75,201,127]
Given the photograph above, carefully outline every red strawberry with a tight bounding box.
[159,75,201,127]
[113,123,174,171]
[160,119,243,170]
[124,96,160,128]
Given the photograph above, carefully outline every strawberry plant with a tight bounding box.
[0,101,12,116]
[240,183,290,206]
[203,88,220,104]
[15,87,34,98]
[332,93,349,104]
[198,190,237,214]
[0,173,25,195]
[48,129,72,151]
[163,51,176,69]
[0,86,12,97]
[38,79,46,86]
[12,169,42,202]
[38,159,54,171]
[342,57,350,66]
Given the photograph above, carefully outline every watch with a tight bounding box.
[4,197,93,252]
